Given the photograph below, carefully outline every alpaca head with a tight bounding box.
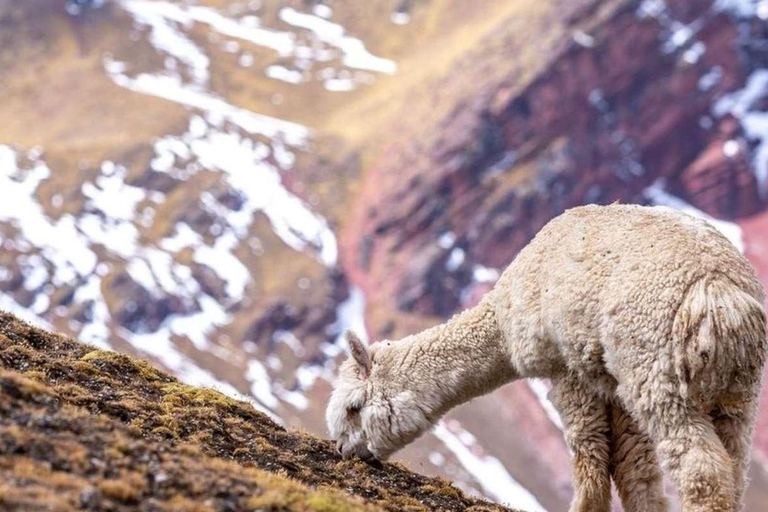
[326,331,433,462]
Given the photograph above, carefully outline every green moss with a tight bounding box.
[150,425,177,438]
[160,383,245,409]
[0,311,517,512]
[98,478,141,503]
[308,491,367,512]
[80,349,115,362]
[0,371,52,398]
[436,485,462,499]
[20,369,46,382]
[245,479,370,512]
[245,476,306,509]
[163,496,216,512]
[81,350,164,381]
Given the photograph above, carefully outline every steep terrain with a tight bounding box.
[342,0,768,505]
[0,311,516,512]
[2,0,768,509]
[0,0,572,508]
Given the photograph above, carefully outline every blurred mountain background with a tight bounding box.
[2,0,768,510]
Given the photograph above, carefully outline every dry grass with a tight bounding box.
[0,311,517,512]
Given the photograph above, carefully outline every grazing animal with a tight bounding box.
[326,204,766,512]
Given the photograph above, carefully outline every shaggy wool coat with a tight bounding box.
[327,204,767,512]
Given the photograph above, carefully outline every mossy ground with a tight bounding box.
[0,312,516,512]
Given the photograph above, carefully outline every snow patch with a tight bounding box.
[664,22,694,53]
[105,67,310,146]
[194,231,250,301]
[429,451,446,466]
[433,421,546,511]
[572,30,595,47]
[391,12,411,25]
[330,285,368,345]
[636,0,667,19]
[184,123,337,266]
[438,231,457,249]
[117,0,393,96]
[266,65,304,84]
[74,276,112,349]
[121,0,211,85]
[723,139,741,158]
[324,78,356,92]
[279,8,396,74]
[715,0,767,18]
[160,223,203,252]
[527,379,564,430]
[246,359,281,409]
[698,66,723,92]
[713,70,768,198]
[446,247,466,272]
[21,255,49,292]
[472,265,500,284]
[126,259,157,293]
[275,384,310,409]
[682,41,705,64]
[313,4,333,19]
[82,165,147,222]
[122,0,294,57]
[0,293,52,329]
[0,146,99,289]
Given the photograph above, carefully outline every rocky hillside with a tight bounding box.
[0,311,517,512]
[2,0,768,509]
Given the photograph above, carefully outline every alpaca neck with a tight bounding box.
[381,295,516,421]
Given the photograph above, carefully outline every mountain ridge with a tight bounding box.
[3,0,768,508]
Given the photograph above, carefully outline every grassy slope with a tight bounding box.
[0,311,517,512]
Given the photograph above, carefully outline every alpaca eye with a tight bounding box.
[347,405,361,415]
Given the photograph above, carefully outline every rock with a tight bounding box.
[109,270,195,334]
[350,0,768,321]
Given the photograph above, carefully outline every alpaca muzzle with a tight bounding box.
[338,440,377,463]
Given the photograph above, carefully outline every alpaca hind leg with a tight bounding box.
[712,397,758,512]
[610,402,669,512]
[637,404,735,512]
[550,375,611,512]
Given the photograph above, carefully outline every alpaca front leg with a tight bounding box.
[550,376,611,512]
[610,402,669,512]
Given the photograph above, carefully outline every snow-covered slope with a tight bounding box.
[0,0,563,509]
[3,0,768,510]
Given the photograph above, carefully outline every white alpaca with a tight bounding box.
[326,204,767,512]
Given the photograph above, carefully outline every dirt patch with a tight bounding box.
[0,312,516,512]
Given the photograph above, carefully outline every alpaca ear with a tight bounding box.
[345,331,371,377]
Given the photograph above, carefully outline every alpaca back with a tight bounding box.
[491,204,766,392]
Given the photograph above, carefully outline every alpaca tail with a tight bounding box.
[673,276,766,399]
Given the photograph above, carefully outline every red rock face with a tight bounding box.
[344,0,768,505]
[5,0,768,509]
[740,210,768,458]
[351,0,768,320]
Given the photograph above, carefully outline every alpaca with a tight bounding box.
[326,204,767,512]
